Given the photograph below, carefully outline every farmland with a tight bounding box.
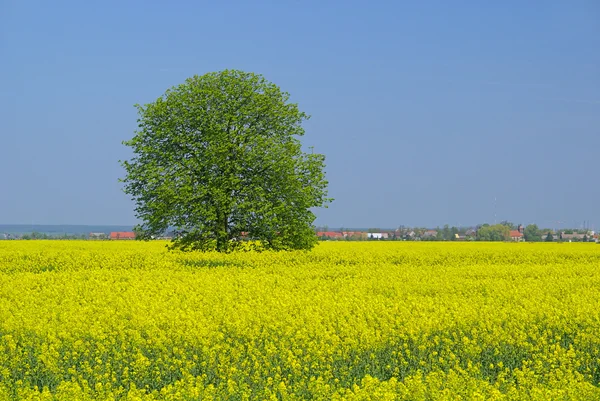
[1,241,599,400]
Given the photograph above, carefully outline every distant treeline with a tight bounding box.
[1,232,90,240]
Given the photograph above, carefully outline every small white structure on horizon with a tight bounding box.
[368,232,384,239]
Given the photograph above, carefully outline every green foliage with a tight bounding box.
[476,224,511,241]
[436,225,460,241]
[21,232,50,240]
[524,224,542,242]
[545,232,554,242]
[442,225,451,240]
[121,70,331,252]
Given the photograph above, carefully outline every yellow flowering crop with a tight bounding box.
[0,241,599,400]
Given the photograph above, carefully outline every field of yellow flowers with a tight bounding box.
[1,240,599,400]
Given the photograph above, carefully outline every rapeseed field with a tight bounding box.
[0,241,599,400]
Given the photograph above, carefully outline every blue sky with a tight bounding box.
[1,0,599,230]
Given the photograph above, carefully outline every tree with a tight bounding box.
[523,224,541,242]
[500,221,515,229]
[435,227,444,241]
[545,232,554,242]
[121,70,331,252]
[476,224,510,241]
[450,226,459,240]
[441,225,451,241]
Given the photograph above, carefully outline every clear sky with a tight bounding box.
[1,0,598,230]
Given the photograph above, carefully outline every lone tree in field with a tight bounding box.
[121,70,331,252]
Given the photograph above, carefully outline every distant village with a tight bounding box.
[315,224,599,243]
[1,224,598,243]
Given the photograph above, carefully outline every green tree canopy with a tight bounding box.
[476,224,510,241]
[441,225,451,241]
[121,70,331,252]
[450,226,459,240]
[524,224,542,242]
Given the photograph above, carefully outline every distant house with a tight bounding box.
[344,231,368,240]
[317,231,344,240]
[509,230,524,242]
[465,228,477,238]
[367,232,388,239]
[541,232,559,241]
[508,224,525,242]
[422,230,438,238]
[560,232,586,242]
[110,231,136,240]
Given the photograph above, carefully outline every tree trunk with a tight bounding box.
[215,212,229,252]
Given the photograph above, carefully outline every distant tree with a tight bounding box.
[450,226,459,241]
[121,70,331,252]
[476,227,490,241]
[441,225,451,241]
[435,228,444,241]
[523,224,542,242]
[350,232,367,241]
[28,232,49,240]
[545,232,554,242]
[499,221,516,230]
[583,234,589,242]
[476,224,510,241]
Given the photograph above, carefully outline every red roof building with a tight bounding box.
[110,231,136,240]
[422,230,438,238]
[509,230,524,241]
[317,231,344,239]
